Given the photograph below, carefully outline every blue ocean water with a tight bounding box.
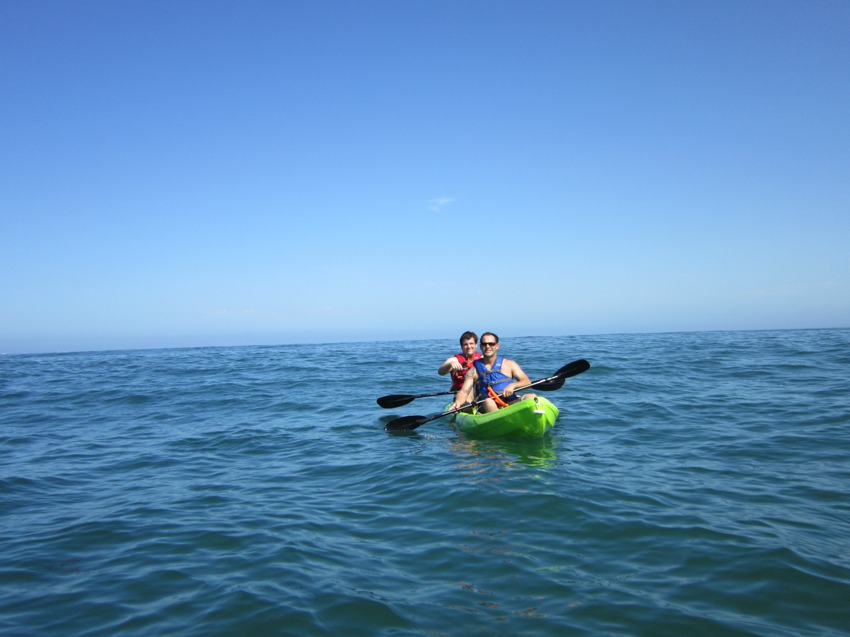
[1,329,849,636]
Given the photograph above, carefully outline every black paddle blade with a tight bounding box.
[530,359,588,392]
[556,359,590,379]
[376,394,416,409]
[385,415,429,431]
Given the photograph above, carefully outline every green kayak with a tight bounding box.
[450,396,559,438]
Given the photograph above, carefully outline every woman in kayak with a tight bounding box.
[451,332,537,413]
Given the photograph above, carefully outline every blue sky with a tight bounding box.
[2,0,848,354]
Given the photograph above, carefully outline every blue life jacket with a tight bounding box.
[474,357,518,402]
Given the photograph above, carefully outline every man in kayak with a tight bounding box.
[437,330,482,391]
[451,332,536,413]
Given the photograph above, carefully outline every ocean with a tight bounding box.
[1,329,849,636]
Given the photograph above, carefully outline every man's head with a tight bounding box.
[479,332,499,355]
[459,331,478,357]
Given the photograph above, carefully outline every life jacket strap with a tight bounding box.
[487,385,509,408]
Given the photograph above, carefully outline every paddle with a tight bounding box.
[377,374,565,409]
[384,359,590,432]
[377,390,455,409]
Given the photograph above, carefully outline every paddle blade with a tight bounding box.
[385,415,429,431]
[528,359,588,392]
[555,359,590,379]
[376,394,416,409]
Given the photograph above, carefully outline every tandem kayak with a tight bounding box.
[449,396,559,439]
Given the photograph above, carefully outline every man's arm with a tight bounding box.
[438,356,462,376]
[502,359,531,398]
[452,368,477,409]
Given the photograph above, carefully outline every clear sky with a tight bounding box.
[2,0,848,354]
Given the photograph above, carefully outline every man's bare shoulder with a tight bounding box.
[502,357,521,372]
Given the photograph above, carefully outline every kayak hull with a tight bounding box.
[451,396,559,439]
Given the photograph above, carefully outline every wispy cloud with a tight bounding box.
[428,197,455,212]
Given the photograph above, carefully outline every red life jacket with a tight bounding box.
[450,352,482,391]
